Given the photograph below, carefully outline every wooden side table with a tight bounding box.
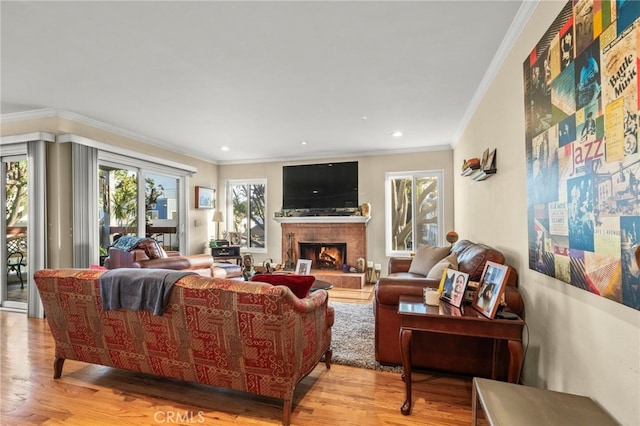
[472,377,618,425]
[211,245,242,265]
[398,296,524,415]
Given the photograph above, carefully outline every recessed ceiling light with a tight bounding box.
[221,146,230,151]
[362,116,368,120]
[392,131,403,137]
[300,140,308,145]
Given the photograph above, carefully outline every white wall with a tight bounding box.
[218,149,454,271]
[454,2,640,425]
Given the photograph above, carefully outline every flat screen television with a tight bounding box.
[282,161,358,210]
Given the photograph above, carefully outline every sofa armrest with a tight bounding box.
[375,276,441,305]
[138,254,214,271]
[104,248,141,269]
[388,257,413,274]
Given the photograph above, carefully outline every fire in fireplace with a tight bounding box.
[298,242,347,270]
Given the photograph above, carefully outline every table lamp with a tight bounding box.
[212,211,224,240]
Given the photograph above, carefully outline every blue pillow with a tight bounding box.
[112,235,144,251]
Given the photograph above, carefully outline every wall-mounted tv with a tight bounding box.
[282,161,358,211]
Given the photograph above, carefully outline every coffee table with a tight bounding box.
[398,295,524,415]
[311,279,333,292]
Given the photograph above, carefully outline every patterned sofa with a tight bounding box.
[34,269,334,425]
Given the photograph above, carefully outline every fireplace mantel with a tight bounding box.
[273,216,370,224]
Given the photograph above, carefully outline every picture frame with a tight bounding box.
[195,186,215,209]
[438,268,470,308]
[228,232,242,246]
[471,261,511,318]
[295,259,312,275]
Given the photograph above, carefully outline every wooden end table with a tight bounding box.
[398,295,524,415]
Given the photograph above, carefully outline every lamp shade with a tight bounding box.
[212,211,223,223]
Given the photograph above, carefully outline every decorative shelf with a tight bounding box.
[472,169,497,181]
[463,148,497,181]
[461,166,481,176]
[273,216,371,224]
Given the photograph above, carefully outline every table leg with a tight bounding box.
[507,339,523,383]
[400,328,412,415]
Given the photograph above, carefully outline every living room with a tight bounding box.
[2,1,639,425]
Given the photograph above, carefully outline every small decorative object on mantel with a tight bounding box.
[360,203,371,217]
[356,257,366,273]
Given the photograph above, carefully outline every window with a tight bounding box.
[226,179,266,251]
[66,135,194,268]
[385,171,443,256]
[98,166,181,255]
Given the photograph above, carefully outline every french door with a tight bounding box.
[1,156,29,310]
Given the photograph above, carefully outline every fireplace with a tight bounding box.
[276,218,369,288]
[299,242,346,270]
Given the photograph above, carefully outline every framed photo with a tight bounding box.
[195,186,215,209]
[438,268,470,308]
[228,232,242,245]
[295,259,312,275]
[471,261,511,318]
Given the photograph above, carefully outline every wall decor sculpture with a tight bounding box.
[523,0,640,311]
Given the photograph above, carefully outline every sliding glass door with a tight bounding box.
[2,157,28,309]
[98,162,184,260]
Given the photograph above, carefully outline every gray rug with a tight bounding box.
[328,301,402,373]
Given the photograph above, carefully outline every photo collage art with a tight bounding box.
[523,0,640,311]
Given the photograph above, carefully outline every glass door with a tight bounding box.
[98,164,183,261]
[2,156,28,309]
[99,164,139,259]
[145,172,180,252]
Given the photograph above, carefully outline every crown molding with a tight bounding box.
[1,108,213,164]
[0,132,56,144]
[451,0,539,147]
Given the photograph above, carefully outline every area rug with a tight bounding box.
[328,301,402,373]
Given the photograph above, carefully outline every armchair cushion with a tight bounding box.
[426,252,458,280]
[408,244,451,276]
[252,273,315,299]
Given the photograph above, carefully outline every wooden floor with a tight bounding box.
[1,292,477,425]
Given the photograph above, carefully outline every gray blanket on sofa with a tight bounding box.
[99,269,195,315]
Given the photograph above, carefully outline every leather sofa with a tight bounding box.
[34,268,334,426]
[374,239,525,380]
[103,237,242,279]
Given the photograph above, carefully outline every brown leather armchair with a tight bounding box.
[103,238,241,279]
[374,239,525,380]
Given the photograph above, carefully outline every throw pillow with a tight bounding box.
[408,244,451,276]
[252,273,316,299]
[426,252,458,280]
[112,235,144,251]
[133,238,164,259]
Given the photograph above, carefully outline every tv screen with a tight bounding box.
[282,161,358,210]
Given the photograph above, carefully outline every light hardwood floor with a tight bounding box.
[1,288,476,425]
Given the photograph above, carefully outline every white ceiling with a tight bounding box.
[1,1,532,164]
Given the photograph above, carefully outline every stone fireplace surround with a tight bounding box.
[274,216,369,288]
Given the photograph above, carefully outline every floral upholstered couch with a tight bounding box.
[34,269,334,425]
